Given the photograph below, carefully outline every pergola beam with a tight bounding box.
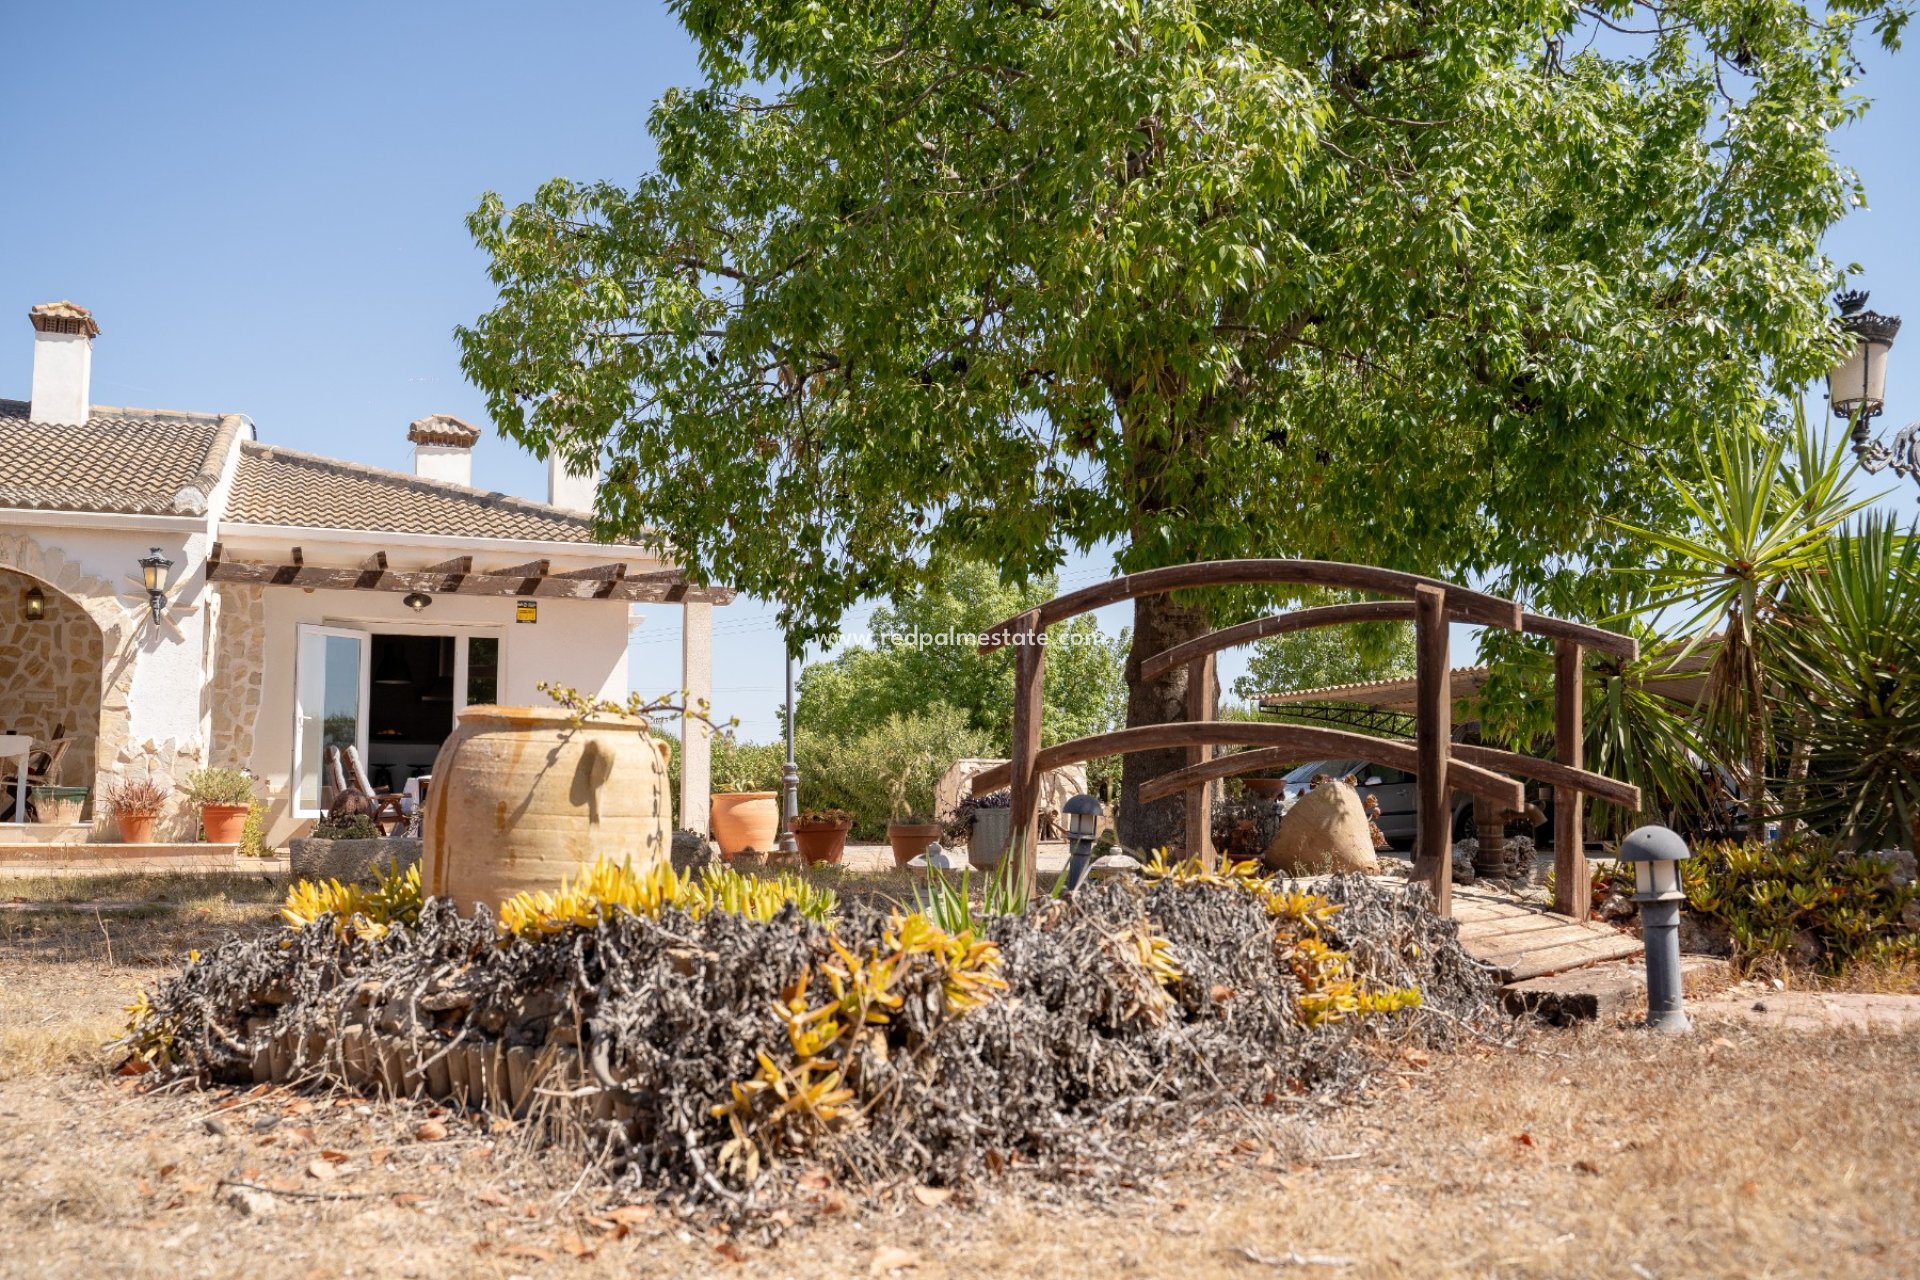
[205,544,735,605]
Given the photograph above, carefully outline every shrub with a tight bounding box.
[182,767,254,807]
[103,774,168,818]
[1608,836,1920,974]
[237,800,273,858]
[313,813,381,841]
[795,703,994,835]
[711,737,783,793]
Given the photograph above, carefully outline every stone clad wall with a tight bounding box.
[0,567,103,801]
[208,583,266,773]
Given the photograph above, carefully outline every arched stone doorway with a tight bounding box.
[0,534,135,828]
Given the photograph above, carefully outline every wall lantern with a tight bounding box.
[1618,825,1694,1035]
[402,591,433,612]
[137,548,173,624]
[23,587,46,622]
[1061,793,1104,890]
[1829,289,1919,494]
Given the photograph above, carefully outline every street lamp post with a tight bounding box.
[1829,290,1919,495]
[778,646,799,858]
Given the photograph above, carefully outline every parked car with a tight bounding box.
[1275,759,1546,848]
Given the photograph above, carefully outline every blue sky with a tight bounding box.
[3,2,1915,740]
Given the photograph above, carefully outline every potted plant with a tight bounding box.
[886,810,947,867]
[183,767,255,843]
[791,808,854,866]
[104,772,169,844]
[709,745,780,859]
[954,789,1013,872]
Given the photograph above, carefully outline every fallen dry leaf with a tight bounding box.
[316,1149,349,1164]
[497,1244,555,1263]
[414,1119,449,1142]
[474,1189,514,1208]
[605,1204,654,1226]
[1513,1132,1535,1148]
[306,1158,340,1182]
[715,1242,749,1264]
[557,1234,595,1260]
[911,1185,952,1207]
[870,1245,921,1275]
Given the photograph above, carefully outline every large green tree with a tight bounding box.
[797,558,1127,746]
[460,0,1904,845]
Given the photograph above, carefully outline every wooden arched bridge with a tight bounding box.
[967,560,1639,919]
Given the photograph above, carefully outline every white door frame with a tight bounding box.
[292,624,372,819]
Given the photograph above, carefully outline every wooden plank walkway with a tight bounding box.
[1451,887,1642,982]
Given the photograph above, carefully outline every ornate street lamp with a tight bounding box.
[1618,825,1694,1035]
[23,586,45,622]
[1829,290,1918,494]
[137,548,173,625]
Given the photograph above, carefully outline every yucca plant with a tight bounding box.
[1773,514,1920,852]
[1610,410,1872,839]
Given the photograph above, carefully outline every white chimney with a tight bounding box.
[408,414,480,486]
[548,450,598,512]
[29,301,98,425]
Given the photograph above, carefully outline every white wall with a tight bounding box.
[247,585,636,839]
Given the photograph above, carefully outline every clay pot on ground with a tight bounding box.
[1261,780,1381,876]
[1241,778,1288,800]
[967,807,1013,873]
[711,791,780,859]
[791,819,853,866]
[200,803,251,844]
[887,821,946,868]
[115,812,158,844]
[422,704,673,913]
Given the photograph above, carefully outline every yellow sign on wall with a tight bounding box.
[516,600,538,623]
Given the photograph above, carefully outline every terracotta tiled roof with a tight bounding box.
[225,441,613,544]
[407,414,482,448]
[0,398,244,515]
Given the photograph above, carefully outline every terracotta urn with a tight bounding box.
[711,791,779,859]
[201,803,251,844]
[422,705,672,913]
[886,821,946,868]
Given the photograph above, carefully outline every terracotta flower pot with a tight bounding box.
[423,704,673,913]
[115,812,158,844]
[711,792,780,858]
[1241,778,1288,799]
[887,821,946,868]
[792,820,853,866]
[201,803,251,844]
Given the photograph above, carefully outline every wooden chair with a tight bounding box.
[322,745,348,810]
[340,745,407,835]
[25,737,72,787]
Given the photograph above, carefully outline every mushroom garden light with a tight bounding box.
[1618,825,1695,1034]
[1061,793,1102,890]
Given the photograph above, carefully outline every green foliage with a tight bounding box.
[281,861,423,940]
[1228,592,1415,701]
[1608,411,1871,835]
[237,800,272,859]
[1774,514,1920,851]
[182,767,254,807]
[499,858,838,937]
[796,558,1126,747]
[1617,838,1920,975]
[795,703,995,829]
[312,813,380,841]
[458,0,1899,649]
[711,736,783,793]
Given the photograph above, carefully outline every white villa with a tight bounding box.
[0,301,726,848]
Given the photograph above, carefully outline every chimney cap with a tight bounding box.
[407,414,482,448]
[29,301,100,338]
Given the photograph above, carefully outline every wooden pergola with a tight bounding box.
[968,560,1639,918]
[205,543,735,605]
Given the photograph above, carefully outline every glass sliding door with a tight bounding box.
[294,625,369,816]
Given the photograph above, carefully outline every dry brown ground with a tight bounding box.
[2,876,1916,1280]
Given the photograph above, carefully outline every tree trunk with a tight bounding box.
[1118,594,1212,852]
[1747,655,1769,844]
[1781,706,1811,842]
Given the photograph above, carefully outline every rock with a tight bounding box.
[670,830,720,873]
[1261,781,1380,876]
[289,836,421,884]
[224,1184,278,1218]
[1867,848,1916,888]
[1678,911,1733,957]
[1089,853,1143,880]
